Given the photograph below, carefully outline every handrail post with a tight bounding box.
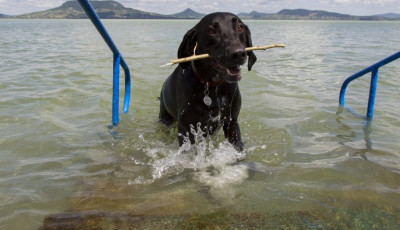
[366,68,379,120]
[78,0,131,125]
[122,65,131,114]
[113,54,121,125]
[339,78,349,107]
[339,50,400,121]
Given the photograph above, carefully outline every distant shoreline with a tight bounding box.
[2,16,400,21]
[3,18,400,23]
[1,0,400,21]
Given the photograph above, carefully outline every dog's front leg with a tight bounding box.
[223,120,244,151]
[177,123,194,147]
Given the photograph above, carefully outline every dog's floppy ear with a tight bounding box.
[177,28,197,69]
[245,25,257,71]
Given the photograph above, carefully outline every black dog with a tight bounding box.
[159,12,257,151]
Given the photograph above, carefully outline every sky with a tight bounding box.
[1,0,400,16]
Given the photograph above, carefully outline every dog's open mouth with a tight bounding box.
[210,58,242,82]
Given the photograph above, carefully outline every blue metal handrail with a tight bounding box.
[78,0,131,125]
[339,50,400,120]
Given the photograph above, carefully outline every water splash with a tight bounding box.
[129,123,248,188]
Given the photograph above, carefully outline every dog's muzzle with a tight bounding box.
[210,58,243,82]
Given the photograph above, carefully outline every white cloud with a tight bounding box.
[318,0,400,14]
[119,0,290,14]
[0,0,64,15]
[320,0,397,6]
[120,0,400,14]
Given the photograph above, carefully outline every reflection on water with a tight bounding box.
[1,19,400,229]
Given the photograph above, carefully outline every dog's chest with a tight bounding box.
[191,91,231,133]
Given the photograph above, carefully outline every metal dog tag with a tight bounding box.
[203,95,212,106]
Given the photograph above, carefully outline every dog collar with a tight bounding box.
[191,61,225,87]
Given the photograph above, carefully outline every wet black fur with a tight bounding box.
[159,12,257,151]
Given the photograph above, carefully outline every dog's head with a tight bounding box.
[177,12,257,82]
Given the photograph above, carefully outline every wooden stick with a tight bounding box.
[160,43,285,67]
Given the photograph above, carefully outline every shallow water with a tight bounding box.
[1,19,400,229]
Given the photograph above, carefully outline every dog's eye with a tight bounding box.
[237,25,244,32]
[208,28,216,35]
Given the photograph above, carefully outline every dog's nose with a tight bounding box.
[229,49,247,63]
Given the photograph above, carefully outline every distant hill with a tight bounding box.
[169,8,205,19]
[277,9,389,20]
[0,13,10,18]
[238,11,273,19]
[374,13,400,19]
[17,0,172,19]
[277,9,357,20]
[239,9,389,20]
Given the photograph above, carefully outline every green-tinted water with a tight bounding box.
[1,19,400,229]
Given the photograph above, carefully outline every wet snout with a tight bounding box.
[220,45,247,82]
[228,48,247,65]
[209,43,248,82]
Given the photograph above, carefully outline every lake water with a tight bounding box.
[1,19,400,229]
